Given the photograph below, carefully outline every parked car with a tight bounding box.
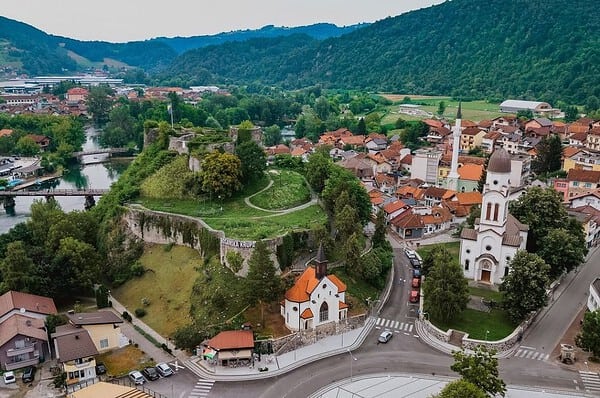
[22,366,36,383]
[411,278,421,289]
[3,371,15,384]
[410,257,421,268]
[128,370,145,385]
[142,367,159,381]
[404,248,417,259]
[409,289,420,303]
[378,330,393,343]
[412,268,422,278]
[155,363,173,377]
[95,362,107,375]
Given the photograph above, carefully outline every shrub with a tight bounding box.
[122,311,132,322]
[130,262,145,277]
[135,308,147,318]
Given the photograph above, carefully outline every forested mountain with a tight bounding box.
[152,23,367,54]
[159,0,600,103]
[0,17,362,74]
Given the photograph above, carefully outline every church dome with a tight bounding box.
[488,148,512,173]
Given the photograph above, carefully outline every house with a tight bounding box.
[281,245,347,331]
[422,186,449,207]
[411,148,442,184]
[66,87,89,103]
[52,327,99,386]
[25,134,51,152]
[0,291,57,324]
[374,173,396,195]
[0,315,49,371]
[568,191,600,211]
[481,131,502,153]
[457,163,484,192]
[460,148,529,285]
[563,148,600,172]
[390,211,425,240]
[588,278,600,312]
[566,169,600,199]
[443,191,483,218]
[338,135,365,149]
[203,330,254,367]
[525,118,553,131]
[568,207,600,249]
[365,136,388,153]
[421,206,454,235]
[338,155,374,179]
[586,128,600,151]
[460,127,486,152]
[65,311,124,353]
[365,153,393,174]
[569,131,588,147]
[383,200,410,222]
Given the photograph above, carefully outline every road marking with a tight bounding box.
[188,379,215,398]
[376,317,414,334]
[170,360,185,371]
[514,348,548,361]
[376,318,383,326]
[375,326,381,330]
[520,345,536,350]
[393,320,400,329]
[403,332,409,335]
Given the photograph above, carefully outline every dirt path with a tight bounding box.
[243,174,318,216]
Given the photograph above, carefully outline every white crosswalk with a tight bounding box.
[579,371,600,392]
[188,379,215,398]
[375,317,414,333]
[513,348,549,361]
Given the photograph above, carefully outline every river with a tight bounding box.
[0,126,130,234]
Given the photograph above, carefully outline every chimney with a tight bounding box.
[314,242,328,280]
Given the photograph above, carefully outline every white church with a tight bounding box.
[459,147,529,285]
[280,244,348,331]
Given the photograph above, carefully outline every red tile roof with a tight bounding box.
[0,291,57,318]
[567,169,600,183]
[207,330,254,351]
[285,267,346,303]
[383,200,408,214]
[457,164,484,181]
[300,308,314,319]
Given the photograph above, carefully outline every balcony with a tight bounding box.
[6,344,36,357]
[5,356,39,371]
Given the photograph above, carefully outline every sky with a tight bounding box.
[1,0,443,43]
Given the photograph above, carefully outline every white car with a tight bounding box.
[3,371,15,384]
[155,363,173,377]
[378,330,393,343]
[404,248,417,259]
[128,370,145,385]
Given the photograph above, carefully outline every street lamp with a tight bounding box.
[348,349,358,381]
[485,330,490,341]
[421,311,429,321]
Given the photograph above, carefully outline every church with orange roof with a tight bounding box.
[280,244,348,331]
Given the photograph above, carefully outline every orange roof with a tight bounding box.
[383,200,407,214]
[339,301,349,310]
[396,185,424,199]
[0,291,57,318]
[300,308,314,319]
[291,147,307,156]
[340,135,365,146]
[207,330,254,351]
[0,129,13,137]
[285,267,347,303]
[457,164,483,181]
[371,196,384,205]
[563,146,582,159]
[455,191,482,205]
[442,190,456,200]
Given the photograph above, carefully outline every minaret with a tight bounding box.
[446,102,462,191]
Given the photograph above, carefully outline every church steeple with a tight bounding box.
[314,243,328,280]
[446,102,462,191]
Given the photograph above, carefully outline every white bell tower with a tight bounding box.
[446,102,462,191]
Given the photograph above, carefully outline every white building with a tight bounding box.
[459,148,529,285]
[588,279,600,312]
[280,245,348,331]
[411,148,442,184]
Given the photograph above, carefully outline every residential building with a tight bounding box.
[460,127,486,152]
[457,163,483,192]
[563,149,600,172]
[566,169,600,199]
[65,311,124,353]
[588,278,600,312]
[203,330,254,367]
[24,134,51,152]
[52,328,99,386]
[281,245,347,331]
[66,87,89,103]
[390,211,425,239]
[382,200,410,223]
[460,148,529,285]
[411,149,442,184]
[0,315,49,371]
[568,191,600,210]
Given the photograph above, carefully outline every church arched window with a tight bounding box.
[486,203,492,220]
[493,203,499,221]
[319,302,329,322]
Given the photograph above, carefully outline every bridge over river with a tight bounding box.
[0,188,109,210]
[71,147,130,159]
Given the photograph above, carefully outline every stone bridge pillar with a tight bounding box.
[2,196,15,210]
[84,195,96,210]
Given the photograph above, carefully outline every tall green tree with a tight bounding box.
[87,86,113,124]
[576,310,600,357]
[451,346,506,397]
[343,232,362,277]
[305,150,332,193]
[51,237,101,299]
[421,244,452,277]
[509,187,569,253]
[531,135,563,175]
[245,241,281,304]
[372,209,387,248]
[15,136,40,156]
[437,101,447,116]
[321,166,371,224]
[356,117,366,134]
[101,104,137,147]
[435,380,486,398]
[199,151,243,198]
[263,125,282,146]
[477,154,489,193]
[564,106,579,123]
[500,251,550,323]
[0,241,40,294]
[538,227,587,278]
[235,140,266,182]
[423,259,469,323]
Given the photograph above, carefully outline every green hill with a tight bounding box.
[159,0,600,103]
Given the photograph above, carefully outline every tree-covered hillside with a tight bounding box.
[159,0,600,103]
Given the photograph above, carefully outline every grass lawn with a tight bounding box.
[112,245,200,337]
[205,205,326,240]
[469,286,504,302]
[249,170,311,210]
[96,345,155,377]
[243,302,290,338]
[417,241,460,264]
[433,308,516,341]
[331,267,379,314]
